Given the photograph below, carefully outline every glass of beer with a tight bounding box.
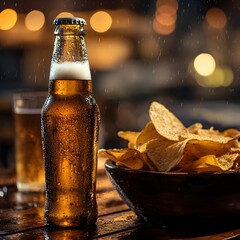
[13,91,47,192]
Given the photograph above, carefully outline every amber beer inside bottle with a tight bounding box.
[41,18,99,228]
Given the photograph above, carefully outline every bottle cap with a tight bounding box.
[54,18,86,26]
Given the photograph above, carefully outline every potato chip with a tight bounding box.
[216,153,239,171]
[190,152,239,172]
[99,101,240,173]
[223,129,240,138]
[191,155,221,173]
[149,101,232,143]
[98,148,127,160]
[149,101,187,141]
[117,131,140,148]
[189,139,236,158]
[194,127,221,137]
[135,121,160,149]
[99,148,134,161]
[140,153,158,171]
[188,127,232,143]
[191,155,220,169]
[177,138,238,170]
[115,155,144,170]
[143,138,188,172]
[187,123,203,133]
[98,148,145,170]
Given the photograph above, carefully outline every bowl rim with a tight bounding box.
[104,159,240,176]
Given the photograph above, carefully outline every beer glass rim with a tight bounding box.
[13,91,47,114]
[13,90,48,99]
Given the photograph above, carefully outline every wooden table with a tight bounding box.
[1,159,240,240]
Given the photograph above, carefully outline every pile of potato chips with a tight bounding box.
[99,101,240,173]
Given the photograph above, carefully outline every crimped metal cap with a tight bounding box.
[54,17,86,26]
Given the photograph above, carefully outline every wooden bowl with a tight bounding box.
[105,159,240,226]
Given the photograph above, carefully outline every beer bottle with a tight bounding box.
[41,17,100,228]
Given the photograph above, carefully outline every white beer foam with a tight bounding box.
[50,61,91,80]
[15,108,42,114]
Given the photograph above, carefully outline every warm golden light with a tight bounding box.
[156,11,177,26]
[206,8,227,29]
[195,67,233,88]
[194,53,216,76]
[87,37,132,70]
[25,10,45,31]
[56,12,75,18]
[158,4,177,16]
[153,0,178,35]
[0,9,17,30]
[222,67,234,86]
[153,18,175,35]
[90,11,112,33]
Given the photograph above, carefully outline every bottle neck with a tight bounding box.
[49,24,92,84]
[52,34,88,63]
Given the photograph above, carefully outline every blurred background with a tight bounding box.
[1,0,240,167]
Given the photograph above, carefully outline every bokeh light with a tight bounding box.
[25,10,45,31]
[195,66,233,88]
[206,7,227,29]
[156,10,177,26]
[90,11,112,33]
[153,18,175,35]
[0,9,18,30]
[153,0,178,35]
[56,12,75,18]
[194,53,216,76]
[87,37,132,70]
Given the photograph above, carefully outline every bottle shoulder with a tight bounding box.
[42,94,99,114]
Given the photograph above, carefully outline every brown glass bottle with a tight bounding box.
[41,18,100,228]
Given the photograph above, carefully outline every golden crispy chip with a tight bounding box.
[98,149,117,160]
[189,127,233,143]
[149,101,187,141]
[191,155,220,170]
[98,148,127,160]
[188,139,236,158]
[195,127,221,138]
[149,102,230,143]
[143,138,188,172]
[135,121,160,149]
[187,123,203,133]
[216,153,239,171]
[223,129,240,138]
[178,138,238,170]
[141,153,158,171]
[229,145,240,154]
[191,155,221,173]
[117,131,140,148]
[190,152,239,172]
[233,155,240,169]
[115,155,144,170]
[180,127,233,143]
[98,148,134,161]
[99,148,144,170]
